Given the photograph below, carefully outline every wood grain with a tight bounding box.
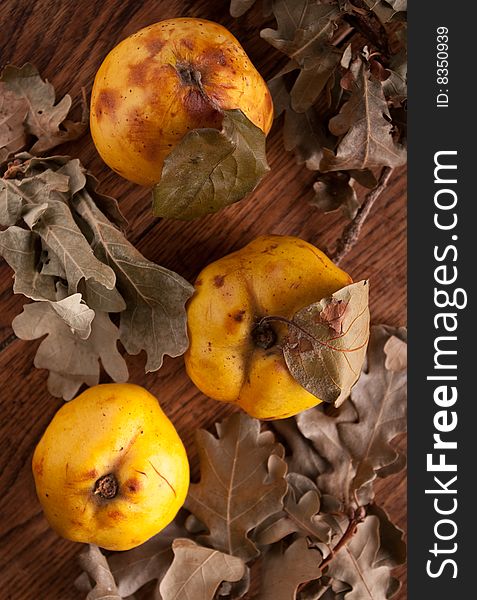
[0,1,407,598]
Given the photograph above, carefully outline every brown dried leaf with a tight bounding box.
[367,504,406,568]
[312,172,360,219]
[12,300,128,400]
[1,65,86,153]
[0,84,28,163]
[109,521,186,599]
[383,333,407,371]
[272,418,326,481]
[0,226,56,301]
[290,47,342,113]
[321,57,406,172]
[261,1,340,66]
[74,190,194,372]
[283,281,370,407]
[0,161,117,293]
[185,413,287,561]
[0,63,87,155]
[260,538,322,600]
[284,104,336,172]
[77,545,123,600]
[325,516,399,600]
[255,473,332,546]
[159,539,245,600]
[296,325,407,506]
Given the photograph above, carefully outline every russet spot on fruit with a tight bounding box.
[32,383,189,551]
[90,18,274,186]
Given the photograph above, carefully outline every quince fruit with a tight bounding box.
[90,18,273,186]
[32,383,189,551]
[185,235,352,420]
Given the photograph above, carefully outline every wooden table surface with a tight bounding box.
[0,1,407,598]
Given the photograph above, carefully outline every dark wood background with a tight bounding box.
[0,1,407,598]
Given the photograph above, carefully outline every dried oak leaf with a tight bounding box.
[283,281,370,407]
[0,159,117,294]
[185,412,287,561]
[77,544,123,600]
[255,473,332,546]
[159,539,245,600]
[0,226,56,301]
[296,325,407,506]
[325,515,399,600]
[320,57,406,172]
[363,0,406,24]
[367,504,406,569]
[0,63,87,156]
[312,172,360,219]
[12,298,128,400]
[0,84,28,163]
[290,47,342,113]
[260,538,322,600]
[108,521,186,600]
[272,418,326,481]
[260,1,340,67]
[74,190,194,372]
[152,110,269,220]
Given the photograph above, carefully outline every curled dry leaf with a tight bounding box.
[77,545,122,600]
[296,325,407,506]
[185,412,287,561]
[324,516,400,600]
[0,63,87,160]
[152,110,269,220]
[260,538,322,600]
[108,521,186,599]
[159,539,245,600]
[255,473,332,546]
[0,84,28,163]
[240,1,407,218]
[1,153,193,397]
[312,172,360,219]
[321,57,406,172]
[283,280,370,407]
[12,300,128,401]
[1,159,117,294]
[272,418,326,481]
[74,190,194,372]
[260,1,339,67]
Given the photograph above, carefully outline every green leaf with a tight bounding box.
[74,190,193,372]
[283,281,370,407]
[152,109,269,220]
[159,539,245,600]
[0,63,86,155]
